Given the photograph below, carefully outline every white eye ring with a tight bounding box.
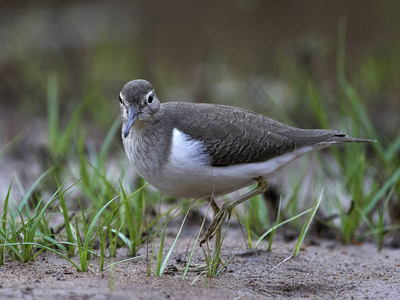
[119,92,125,104]
[148,93,154,103]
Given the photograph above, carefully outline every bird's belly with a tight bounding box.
[133,148,319,200]
[138,164,255,199]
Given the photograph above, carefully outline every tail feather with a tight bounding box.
[282,129,375,148]
[326,134,376,144]
[311,134,376,150]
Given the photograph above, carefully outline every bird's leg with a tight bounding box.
[200,177,269,245]
[187,197,223,273]
[210,196,221,214]
[209,197,225,270]
[209,198,222,254]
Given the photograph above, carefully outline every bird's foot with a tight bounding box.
[187,263,208,273]
[200,203,232,246]
[186,257,227,274]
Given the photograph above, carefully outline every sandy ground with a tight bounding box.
[1,227,399,300]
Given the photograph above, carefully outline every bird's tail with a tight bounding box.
[312,134,376,150]
[326,134,376,144]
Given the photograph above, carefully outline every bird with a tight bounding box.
[119,79,373,246]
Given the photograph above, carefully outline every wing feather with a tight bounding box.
[162,102,346,167]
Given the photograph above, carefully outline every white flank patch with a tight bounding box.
[169,128,209,168]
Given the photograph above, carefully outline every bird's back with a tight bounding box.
[161,102,356,167]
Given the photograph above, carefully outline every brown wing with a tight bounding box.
[164,102,346,167]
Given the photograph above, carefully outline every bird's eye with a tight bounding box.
[119,95,123,104]
[148,93,154,103]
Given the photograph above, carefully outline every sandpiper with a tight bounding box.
[119,79,372,245]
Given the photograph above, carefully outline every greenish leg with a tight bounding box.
[187,197,223,273]
[200,177,269,245]
[210,197,224,269]
[210,197,222,253]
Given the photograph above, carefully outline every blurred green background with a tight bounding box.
[1,0,399,131]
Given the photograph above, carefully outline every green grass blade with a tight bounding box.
[103,255,145,270]
[294,189,323,257]
[1,180,13,232]
[17,168,54,213]
[58,187,75,257]
[255,208,312,248]
[159,207,190,275]
[155,207,170,277]
[243,204,252,249]
[98,117,121,164]
[308,84,330,129]
[1,242,81,270]
[267,197,282,251]
[26,179,76,246]
[182,204,208,279]
[83,195,120,252]
[364,166,400,215]
[47,74,59,152]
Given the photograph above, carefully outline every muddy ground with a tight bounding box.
[1,226,399,300]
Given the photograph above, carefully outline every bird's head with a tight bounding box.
[119,79,160,138]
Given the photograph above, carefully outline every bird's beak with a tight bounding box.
[124,106,139,138]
